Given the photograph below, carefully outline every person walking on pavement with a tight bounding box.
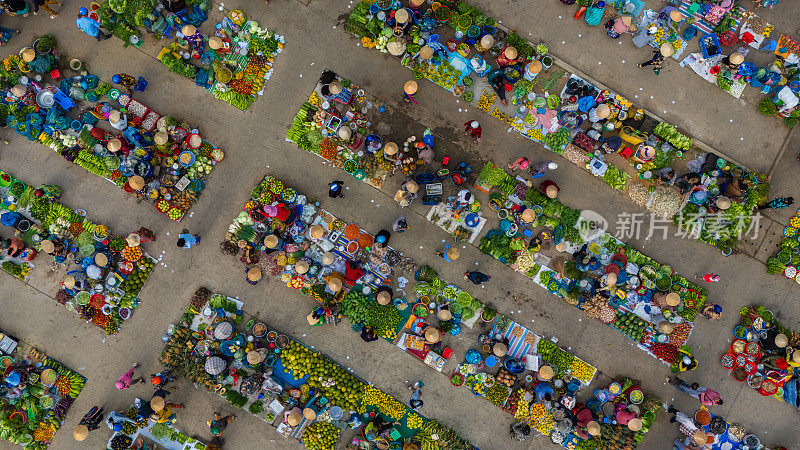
[758,196,794,210]
[32,0,62,18]
[150,370,177,389]
[667,377,723,406]
[403,80,418,104]
[73,406,105,441]
[209,412,237,438]
[328,180,344,198]
[463,121,482,143]
[700,304,722,320]
[392,215,409,233]
[375,229,391,248]
[1,0,30,16]
[508,157,530,172]
[76,7,111,40]
[696,273,720,283]
[665,405,700,434]
[408,381,424,411]
[637,43,672,75]
[465,271,491,285]
[177,229,200,249]
[115,363,145,390]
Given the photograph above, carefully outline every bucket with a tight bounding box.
[467,25,481,38]
[369,4,379,14]
[71,120,82,131]
[433,5,450,22]
[481,25,495,37]
[69,59,83,71]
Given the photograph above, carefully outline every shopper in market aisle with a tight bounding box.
[507,157,530,172]
[464,271,491,285]
[31,0,61,18]
[150,369,177,389]
[758,196,794,210]
[700,304,722,321]
[530,161,557,179]
[403,80,418,104]
[76,7,112,40]
[177,229,201,248]
[115,362,145,390]
[392,215,409,233]
[73,406,105,441]
[665,405,701,436]
[637,43,673,75]
[209,412,237,438]
[463,121,481,143]
[408,381,424,411]
[696,273,720,283]
[374,229,391,247]
[328,180,344,198]
[666,377,723,406]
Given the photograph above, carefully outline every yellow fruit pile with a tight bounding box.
[529,403,546,420]
[570,358,596,384]
[526,129,544,140]
[514,397,530,421]
[491,108,515,125]
[406,412,423,429]
[477,92,495,111]
[362,386,406,420]
[533,414,554,435]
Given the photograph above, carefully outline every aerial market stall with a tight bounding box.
[476,162,704,370]
[106,400,206,450]
[0,37,224,221]
[157,10,285,110]
[556,0,800,127]
[720,305,799,410]
[0,329,85,448]
[345,0,770,255]
[160,287,473,449]
[0,169,156,335]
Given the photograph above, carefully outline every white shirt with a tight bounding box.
[110,114,127,131]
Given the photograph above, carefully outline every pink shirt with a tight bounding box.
[698,388,721,406]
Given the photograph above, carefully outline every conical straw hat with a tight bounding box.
[73,425,89,441]
[660,42,674,57]
[425,327,442,342]
[669,10,682,22]
[328,80,342,95]
[621,16,632,26]
[154,131,168,145]
[309,225,325,239]
[528,60,542,74]
[128,175,145,190]
[150,396,165,412]
[446,247,460,260]
[730,52,744,65]
[108,138,122,153]
[21,48,35,62]
[384,142,399,155]
[480,35,495,49]
[665,292,681,306]
[438,309,452,321]
[209,37,223,50]
[394,9,409,24]
[404,80,418,95]
[248,267,262,282]
[627,418,642,431]
[587,421,601,436]
[41,240,55,254]
[264,234,279,248]
[322,252,335,265]
[63,275,75,289]
[546,185,558,199]
[504,46,518,59]
[95,253,108,267]
[327,277,342,292]
[405,180,418,193]
[295,260,309,274]
[493,343,507,357]
[538,365,554,380]
[126,233,141,247]
[419,45,433,60]
[377,290,391,305]
[595,104,611,119]
[303,408,317,420]
[287,408,302,426]
[182,25,196,36]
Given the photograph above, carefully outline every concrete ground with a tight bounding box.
[1,0,799,449]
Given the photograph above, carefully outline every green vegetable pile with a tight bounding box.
[537,339,574,375]
[602,164,629,190]
[653,122,693,151]
[339,287,401,338]
[543,127,570,154]
[612,312,648,342]
[485,384,510,406]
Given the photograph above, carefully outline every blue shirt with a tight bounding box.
[76,17,100,37]
[533,382,554,400]
[179,233,197,248]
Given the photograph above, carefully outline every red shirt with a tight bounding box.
[274,204,291,222]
